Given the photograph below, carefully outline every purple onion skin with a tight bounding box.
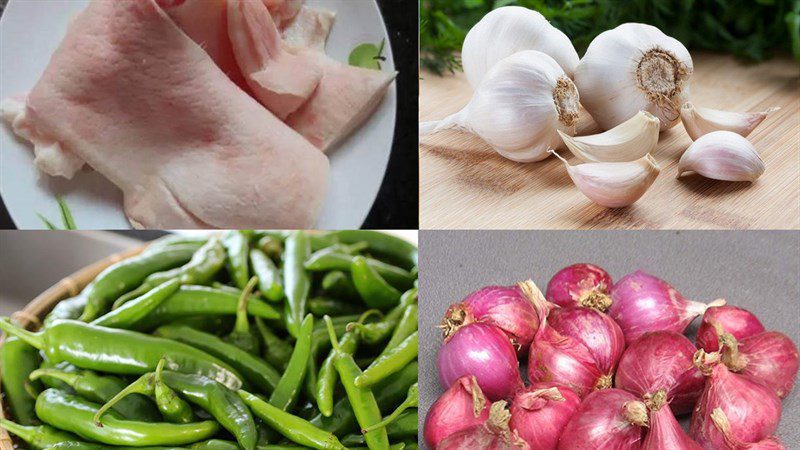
[696,305,765,352]
[609,271,716,345]
[546,263,612,308]
[548,306,625,375]
[527,324,605,398]
[438,322,523,401]
[643,404,703,450]
[557,389,646,450]
[732,331,799,398]
[509,383,580,450]
[690,363,782,449]
[461,285,539,354]
[424,375,491,448]
[615,331,704,415]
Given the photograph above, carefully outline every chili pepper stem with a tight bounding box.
[92,374,153,426]
[361,383,418,434]
[234,277,259,334]
[0,418,34,442]
[323,315,341,352]
[0,318,43,349]
[28,368,79,386]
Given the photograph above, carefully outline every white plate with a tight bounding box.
[0,0,396,230]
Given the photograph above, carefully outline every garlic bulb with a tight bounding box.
[552,151,661,208]
[420,50,579,163]
[575,23,693,131]
[680,102,779,140]
[677,131,764,182]
[558,110,660,163]
[461,6,579,87]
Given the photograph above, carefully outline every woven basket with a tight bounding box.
[0,245,145,449]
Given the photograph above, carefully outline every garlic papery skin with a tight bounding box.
[461,6,579,87]
[552,151,661,208]
[420,50,579,163]
[680,102,780,140]
[677,130,765,182]
[575,23,693,131]
[557,110,660,163]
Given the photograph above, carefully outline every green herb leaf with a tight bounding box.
[349,39,386,70]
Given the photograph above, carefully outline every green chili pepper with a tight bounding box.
[78,245,199,321]
[307,232,340,251]
[331,230,417,270]
[28,368,160,422]
[164,315,233,333]
[355,332,418,388]
[360,384,418,433]
[379,304,418,356]
[0,318,242,390]
[251,249,284,302]
[134,285,280,330]
[154,358,196,424]
[255,317,293,370]
[383,409,418,438]
[283,231,311,338]
[321,271,358,300]
[323,316,389,450]
[347,288,417,345]
[44,444,184,450]
[222,231,251,290]
[308,296,362,317]
[269,314,313,411]
[238,390,346,450]
[145,235,208,252]
[1,337,42,424]
[304,252,413,290]
[44,295,88,327]
[36,389,219,446]
[351,256,402,310]
[224,277,261,355]
[0,418,82,449]
[36,359,80,391]
[90,278,180,329]
[190,440,241,450]
[309,362,418,436]
[309,315,359,360]
[154,324,280,394]
[256,235,284,261]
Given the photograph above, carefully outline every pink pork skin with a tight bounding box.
[16,0,328,229]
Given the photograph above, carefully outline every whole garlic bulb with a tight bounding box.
[420,50,579,163]
[462,6,579,87]
[575,23,693,131]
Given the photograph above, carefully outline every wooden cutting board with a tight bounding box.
[420,52,800,229]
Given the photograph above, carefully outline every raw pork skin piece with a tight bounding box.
[4,0,328,229]
[281,6,336,52]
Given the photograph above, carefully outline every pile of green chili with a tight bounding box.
[0,231,419,450]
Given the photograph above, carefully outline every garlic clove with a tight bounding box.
[680,102,779,141]
[551,151,660,208]
[677,130,764,182]
[557,110,660,163]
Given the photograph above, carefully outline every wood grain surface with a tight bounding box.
[420,52,800,230]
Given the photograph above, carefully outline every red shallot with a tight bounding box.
[689,350,782,449]
[548,305,625,377]
[710,408,787,450]
[438,401,528,449]
[445,284,540,354]
[545,263,613,311]
[615,331,704,415]
[424,375,491,448]
[523,281,614,397]
[608,270,726,344]
[641,390,703,450]
[508,383,580,450]
[557,388,648,450]
[696,305,765,352]
[438,320,523,401]
[717,329,799,398]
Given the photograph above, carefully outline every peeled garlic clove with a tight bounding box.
[421,50,580,163]
[552,151,660,208]
[680,102,779,140]
[677,130,764,182]
[575,23,693,131]
[462,6,579,87]
[557,110,660,163]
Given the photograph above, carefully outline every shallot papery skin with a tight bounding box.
[509,383,580,450]
[438,401,529,450]
[642,400,704,450]
[609,270,725,344]
[548,306,625,375]
[557,389,648,450]
[424,375,491,448]
[696,305,765,352]
[720,330,799,398]
[690,352,782,449]
[438,321,523,401]
[455,284,540,354]
[615,331,705,415]
[545,263,613,311]
[710,408,787,450]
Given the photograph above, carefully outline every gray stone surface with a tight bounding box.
[418,230,800,448]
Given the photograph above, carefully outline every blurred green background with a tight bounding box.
[420,0,800,74]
